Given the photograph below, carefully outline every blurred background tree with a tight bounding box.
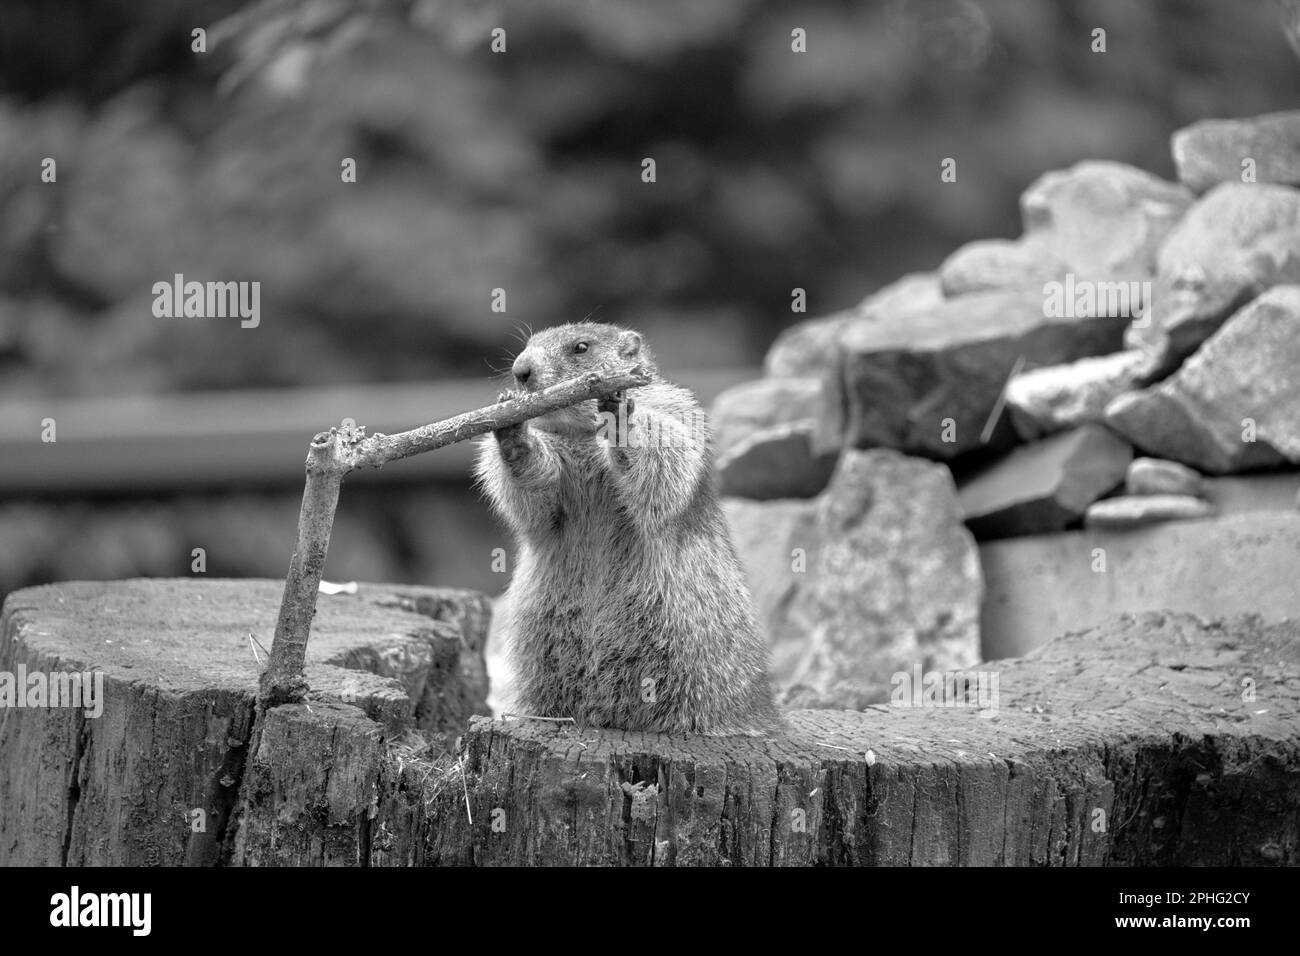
[0,0,1297,601]
[3,0,1297,396]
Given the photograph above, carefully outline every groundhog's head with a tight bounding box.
[510,322,653,390]
[508,322,654,432]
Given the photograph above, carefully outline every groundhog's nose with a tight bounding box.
[512,354,534,387]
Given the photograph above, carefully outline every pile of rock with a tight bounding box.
[717,110,1300,707]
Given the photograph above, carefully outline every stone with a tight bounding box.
[764,272,943,377]
[763,313,850,380]
[1018,161,1194,279]
[710,377,826,454]
[1006,349,1155,439]
[1172,111,1300,193]
[1126,183,1300,364]
[710,375,844,500]
[938,237,1068,295]
[939,163,1192,297]
[957,425,1132,540]
[1106,286,1300,473]
[841,289,1129,458]
[777,449,983,710]
[1126,457,1204,497]
[1084,494,1215,529]
[1201,472,1300,515]
[979,513,1300,660]
[716,422,838,500]
[722,497,817,684]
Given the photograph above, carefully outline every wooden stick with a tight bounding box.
[257,362,652,707]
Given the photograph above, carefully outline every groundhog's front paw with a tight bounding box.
[493,390,531,443]
[597,391,635,419]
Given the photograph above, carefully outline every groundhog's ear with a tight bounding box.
[617,330,642,359]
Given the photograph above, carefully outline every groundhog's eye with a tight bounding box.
[573,341,589,355]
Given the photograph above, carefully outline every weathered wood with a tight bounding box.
[378,611,1300,866]
[0,578,490,866]
[234,701,387,867]
[2,580,1297,865]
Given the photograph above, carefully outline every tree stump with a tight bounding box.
[0,578,490,865]
[384,611,1298,865]
[2,580,1297,865]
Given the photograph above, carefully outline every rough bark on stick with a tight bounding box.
[262,362,652,707]
[0,578,490,866]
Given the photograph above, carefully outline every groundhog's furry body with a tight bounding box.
[475,323,782,735]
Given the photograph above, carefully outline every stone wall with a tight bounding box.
[719,110,1300,705]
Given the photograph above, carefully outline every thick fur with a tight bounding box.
[475,322,782,735]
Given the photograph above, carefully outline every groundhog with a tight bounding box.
[475,322,783,735]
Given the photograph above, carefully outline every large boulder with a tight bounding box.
[721,498,817,684]
[764,272,943,378]
[716,425,838,499]
[773,449,983,709]
[841,289,1129,458]
[1125,183,1300,365]
[939,161,1192,296]
[711,377,840,499]
[1106,286,1300,473]
[938,238,1066,295]
[1172,111,1300,193]
[957,425,1132,540]
[711,377,826,452]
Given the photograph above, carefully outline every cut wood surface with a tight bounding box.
[403,611,1298,866]
[0,578,490,865]
[1,579,1297,865]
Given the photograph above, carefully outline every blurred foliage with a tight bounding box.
[1,0,1298,605]
[0,0,1298,398]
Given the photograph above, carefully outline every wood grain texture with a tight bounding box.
[0,578,490,865]
[2,579,1296,865]
[384,611,1300,866]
